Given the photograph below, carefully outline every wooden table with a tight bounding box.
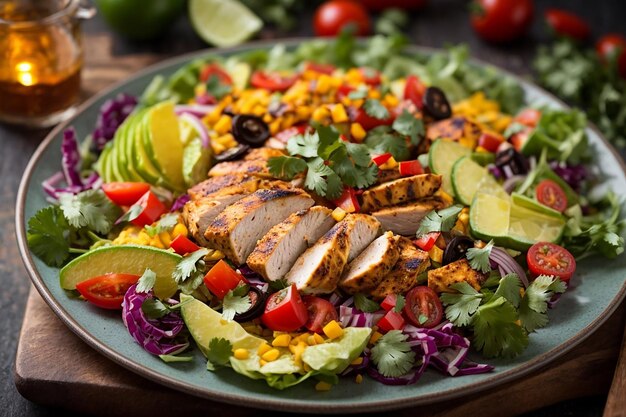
[3,2,626,416]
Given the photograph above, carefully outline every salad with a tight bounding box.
[26,34,624,391]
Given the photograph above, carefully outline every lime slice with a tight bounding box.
[179,294,264,357]
[511,192,564,219]
[470,193,510,239]
[428,139,472,196]
[509,203,566,243]
[302,327,371,374]
[188,0,263,47]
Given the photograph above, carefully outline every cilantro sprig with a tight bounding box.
[206,337,233,371]
[370,330,416,377]
[173,248,210,294]
[221,283,251,321]
[466,240,494,273]
[416,205,463,238]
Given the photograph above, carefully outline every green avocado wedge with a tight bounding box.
[60,245,181,299]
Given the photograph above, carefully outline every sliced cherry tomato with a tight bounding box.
[313,0,371,37]
[470,0,534,44]
[250,71,297,92]
[596,34,626,79]
[199,63,233,84]
[371,153,393,166]
[303,296,339,333]
[527,242,576,282]
[404,75,426,110]
[414,232,440,252]
[169,234,200,255]
[129,190,167,227]
[203,260,245,299]
[76,273,140,310]
[377,310,405,332]
[304,62,336,75]
[509,128,531,152]
[514,108,542,127]
[403,286,443,328]
[333,187,361,213]
[359,67,381,85]
[398,160,424,176]
[535,179,568,213]
[478,132,504,153]
[380,294,400,311]
[261,284,308,332]
[350,106,394,130]
[102,182,151,206]
[544,9,590,41]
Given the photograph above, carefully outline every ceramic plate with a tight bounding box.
[16,40,626,413]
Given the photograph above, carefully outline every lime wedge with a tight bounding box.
[302,327,371,374]
[470,193,510,239]
[188,0,263,47]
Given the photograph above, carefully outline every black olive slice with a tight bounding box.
[214,144,250,162]
[231,114,270,148]
[234,286,267,322]
[442,236,475,266]
[422,87,452,120]
[495,147,528,176]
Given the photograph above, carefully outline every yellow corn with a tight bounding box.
[330,103,349,123]
[315,74,333,94]
[355,374,363,384]
[261,348,281,362]
[212,142,226,155]
[332,207,347,222]
[213,114,232,135]
[233,349,249,360]
[290,341,307,368]
[350,123,367,141]
[260,359,268,367]
[269,119,282,135]
[323,320,344,340]
[367,89,381,99]
[263,113,273,123]
[171,223,188,238]
[252,104,266,117]
[158,232,172,247]
[206,249,225,261]
[429,244,444,264]
[295,106,312,121]
[307,332,325,346]
[383,94,399,107]
[311,106,330,123]
[272,333,292,347]
[315,381,333,392]
[257,343,272,356]
[350,357,363,366]
[369,331,383,345]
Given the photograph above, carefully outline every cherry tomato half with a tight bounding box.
[536,179,568,213]
[261,284,308,332]
[76,273,140,310]
[303,296,338,334]
[204,260,245,299]
[544,9,590,41]
[199,63,233,84]
[403,286,443,328]
[404,75,426,110]
[527,242,576,282]
[102,182,151,206]
[314,0,371,37]
[129,190,167,227]
[169,234,200,255]
[470,0,534,44]
[514,108,542,128]
[250,71,297,92]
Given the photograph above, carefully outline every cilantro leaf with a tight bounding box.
[177,272,205,295]
[364,126,410,161]
[331,143,378,189]
[267,156,308,179]
[27,206,70,267]
[370,330,416,377]
[58,189,121,234]
[205,74,231,100]
[466,240,494,273]
[364,99,390,120]
[472,296,528,358]
[136,268,157,293]
[268,279,289,291]
[392,110,424,146]
[141,298,170,319]
[305,158,343,199]
[316,125,345,160]
[519,275,566,332]
[206,338,233,370]
[494,273,522,308]
[286,132,320,158]
[222,287,251,321]
[354,293,381,313]
[145,213,179,237]
[440,282,484,326]
[173,248,208,283]
[348,86,368,100]
[416,205,463,237]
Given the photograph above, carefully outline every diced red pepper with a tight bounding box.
[169,234,201,255]
[129,191,167,228]
[380,294,399,312]
[204,260,245,299]
[304,62,336,75]
[414,232,440,251]
[377,310,405,332]
[372,153,393,166]
[398,160,424,176]
[478,132,504,153]
[333,187,361,213]
[337,84,354,100]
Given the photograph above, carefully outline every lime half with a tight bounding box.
[189,0,263,47]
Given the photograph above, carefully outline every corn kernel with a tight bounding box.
[252,104,266,117]
[332,207,347,222]
[379,156,398,170]
[368,89,381,99]
[212,142,226,154]
[263,113,273,123]
[206,249,225,261]
[369,331,383,345]
[350,123,367,142]
[213,115,232,135]
[315,74,333,94]
[291,341,307,367]
[269,119,282,135]
[257,343,272,356]
[259,359,268,367]
[261,348,281,362]
[315,381,333,392]
[149,236,165,249]
[350,357,364,366]
[330,103,349,123]
[295,106,311,120]
[312,106,330,123]
[323,320,344,340]
[355,374,363,384]
[383,94,399,107]
[313,333,325,344]
[307,335,318,345]
[428,244,444,264]
[172,223,188,238]
[233,348,249,360]
[272,334,292,347]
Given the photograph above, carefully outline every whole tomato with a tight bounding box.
[544,9,590,41]
[470,0,534,44]
[314,0,371,37]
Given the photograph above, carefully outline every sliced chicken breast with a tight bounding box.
[188,174,295,201]
[376,167,402,184]
[204,189,314,265]
[361,174,443,212]
[208,159,274,178]
[339,231,400,295]
[372,197,448,236]
[182,194,246,246]
[243,147,286,161]
[428,259,487,293]
[285,214,380,294]
[369,237,431,299]
[247,206,335,281]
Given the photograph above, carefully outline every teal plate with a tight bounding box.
[16,40,626,413]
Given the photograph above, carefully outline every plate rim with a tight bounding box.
[15,38,626,413]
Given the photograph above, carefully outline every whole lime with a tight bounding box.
[95,0,186,40]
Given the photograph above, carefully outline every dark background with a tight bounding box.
[1,0,625,416]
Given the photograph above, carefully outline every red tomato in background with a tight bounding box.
[203,260,245,299]
[535,179,568,213]
[199,63,233,84]
[356,0,427,11]
[129,191,167,227]
[403,286,443,328]
[250,71,297,92]
[76,273,140,310]
[102,182,150,206]
[527,242,576,283]
[314,0,371,37]
[303,296,338,333]
[544,9,590,41]
[596,34,626,79]
[404,75,426,110]
[470,0,534,44]
[262,284,308,332]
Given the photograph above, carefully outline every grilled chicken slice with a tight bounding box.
[188,174,294,201]
[428,259,487,293]
[369,237,430,299]
[243,147,286,161]
[208,159,274,178]
[339,232,400,294]
[424,116,482,150]
[361,174,443,212]
[246,206,336,281]
[204,189,314,265]
[372,197,448,236]
[285,214,380,294]
[183,194,245,246]
[376,167,402,184]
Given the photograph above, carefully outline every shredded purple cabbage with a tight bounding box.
[549,161,587,191]
[170,194,190,212]
[92,93,138,152]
